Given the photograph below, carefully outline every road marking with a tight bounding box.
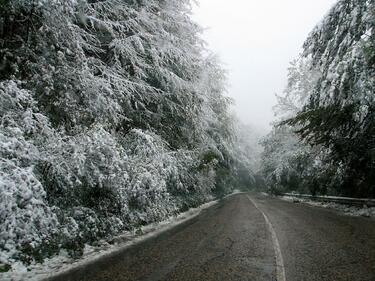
[247,195,287,281]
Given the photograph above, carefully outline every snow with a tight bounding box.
[1,199,219,281]
[262,0,375,198]
[280,195,375,218]
[0,0,256,272]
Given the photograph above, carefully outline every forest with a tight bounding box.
[0,0,256,268]
[261,0,375,198]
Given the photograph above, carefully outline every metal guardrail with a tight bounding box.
[283,193,375,208]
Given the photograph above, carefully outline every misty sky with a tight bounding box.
[192,0,337,132]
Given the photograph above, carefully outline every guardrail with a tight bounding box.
[282,193,375,208]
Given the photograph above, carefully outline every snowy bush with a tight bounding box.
[0,81,59,265]
[0,160,59,265]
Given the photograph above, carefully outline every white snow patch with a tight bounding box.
[280,195,375,218]
[224,189,245,198]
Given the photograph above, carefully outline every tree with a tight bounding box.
[0,0,256,268]
[285,0,375,197]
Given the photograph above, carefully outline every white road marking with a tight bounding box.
[247,195,287,281]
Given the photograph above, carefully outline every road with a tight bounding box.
[49,193,375,281]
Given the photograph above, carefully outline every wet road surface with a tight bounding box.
[48,193,375,281]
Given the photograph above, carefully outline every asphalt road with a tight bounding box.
[49,193,375,281]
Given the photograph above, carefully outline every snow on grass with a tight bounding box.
[280,195,375,218]
[1,199,219,281]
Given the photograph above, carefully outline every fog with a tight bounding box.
[192,0,337,132]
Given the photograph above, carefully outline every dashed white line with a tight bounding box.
[247,195,287,281]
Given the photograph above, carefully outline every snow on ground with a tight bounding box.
[226,189,244,197]
[280,195,375,218]
[1,198,221,281]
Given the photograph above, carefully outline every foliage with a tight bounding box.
[262,0,375,197]
[0,0,256,269]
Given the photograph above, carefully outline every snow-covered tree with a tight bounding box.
[263,0,375,197]
[286,0,375,197]
[260,54,320,194]
[0,0,255,269]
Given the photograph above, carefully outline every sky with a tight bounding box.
[192,0,337,132]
